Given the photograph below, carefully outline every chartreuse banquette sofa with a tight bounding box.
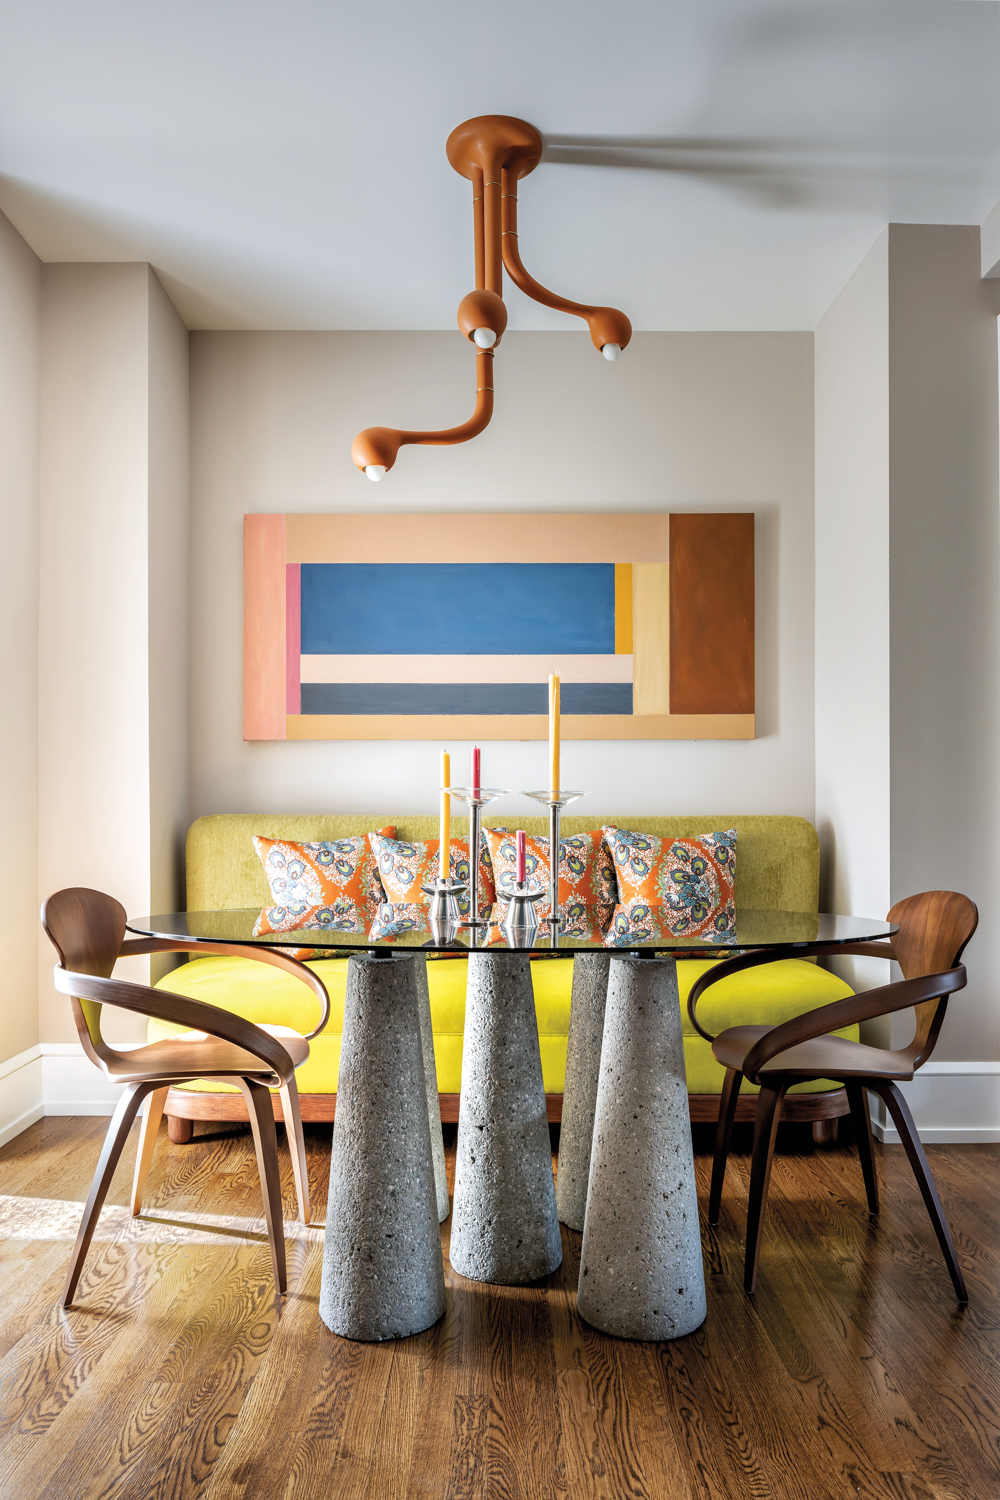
[152,813,857,1144]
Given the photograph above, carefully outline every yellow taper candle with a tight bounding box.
[549,671,560,796]
[440,749,451,884]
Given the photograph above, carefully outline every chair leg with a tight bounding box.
[744,1082,788,1296]
[279,1077,312,1225]
[709,1069,743,1226]
[876,1081,967,1303]
[63,1082,155,1307]
[846,1082,879,1215]
[236,1078,287,1296]
[130,1086,168,1217]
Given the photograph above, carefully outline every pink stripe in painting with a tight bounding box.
[286,564,301,714]
[243,514,286,740]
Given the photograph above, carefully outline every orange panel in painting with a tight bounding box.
[668,514,754,716]
[244,514,286,740]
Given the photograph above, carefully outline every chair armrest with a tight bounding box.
[53,967,297,1084]
[686,940,896,1042]
[118,937,331,1040]
[740,965,967,1082]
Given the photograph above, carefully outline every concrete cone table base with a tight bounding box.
[555,953,611,1231]
[319,953,446,1342]
[577,956,707,1342]
[414,956,450,1222]
[450,952,562,1285]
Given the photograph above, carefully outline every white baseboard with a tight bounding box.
[870,1061,1000,1144]
[0,1046,44,1148]
[4,1046,1000,1148]
[40,1042,133,1115]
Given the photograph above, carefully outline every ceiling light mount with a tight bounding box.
[352,115,632,478]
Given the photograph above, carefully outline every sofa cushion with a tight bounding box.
[368,830,502,916]
[603,826,737,940]
[486,828,615,925]
[254,829,393,919]
[150,953,857,1098]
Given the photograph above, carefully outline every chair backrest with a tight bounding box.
[41,888,128,1068]
[888,890,978,1070]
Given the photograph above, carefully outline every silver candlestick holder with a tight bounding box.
[443,786,509,927]
[501,881,547,947]
[420,878,469,927]
[520,790,587,927]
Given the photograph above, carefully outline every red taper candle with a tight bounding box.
[472,744,481,797]
[516,829,526,885]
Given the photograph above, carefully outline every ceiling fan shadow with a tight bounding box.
[539,133,967,213]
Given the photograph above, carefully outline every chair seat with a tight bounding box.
[101,1023,309,1083]
[712,1024,916,1081]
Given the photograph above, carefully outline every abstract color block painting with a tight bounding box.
[244,513,754,740]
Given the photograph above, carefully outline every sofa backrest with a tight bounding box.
[185,813,820,914]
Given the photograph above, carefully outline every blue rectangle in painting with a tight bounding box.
[299,563,615,655]
[300,683,634,715]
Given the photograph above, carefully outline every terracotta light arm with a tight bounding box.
[351,349,495,475]
[352,114,632,477]
[500,167,632,356]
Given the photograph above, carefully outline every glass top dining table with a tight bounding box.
[126,906,898,955]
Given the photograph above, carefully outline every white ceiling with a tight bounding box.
[1,0,998,331]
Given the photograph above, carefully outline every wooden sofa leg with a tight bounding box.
[812,1117,839,1146]
[166,1114,193,1144]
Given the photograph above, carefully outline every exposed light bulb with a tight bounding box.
[365,465,386,482]
[473,327,497,348]
[602,343,622,362]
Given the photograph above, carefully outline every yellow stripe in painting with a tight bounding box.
[632,564,670,714]
[614,563,633,654]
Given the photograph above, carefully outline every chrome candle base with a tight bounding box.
[502,883,546,948]
[421,878,469,927]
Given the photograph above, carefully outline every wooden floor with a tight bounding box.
[0,1116,997,1500]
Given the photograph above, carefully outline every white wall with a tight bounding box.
[38,264,189,1048]
[189,329,816,822]
[815,231,891,1024]
[816,224,1000,1136]
[0,210,41,1068]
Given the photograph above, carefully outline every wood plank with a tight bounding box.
[1,1118,998,1499]
[164,1089,848,1127]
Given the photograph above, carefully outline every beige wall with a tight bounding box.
[189,329,816,822]
[816,225,1000,1066]
[0,211,41,1065]
[38,265,189,1046]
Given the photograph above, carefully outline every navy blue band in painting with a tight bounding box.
[300,562,616,656]
[300,683,634,716]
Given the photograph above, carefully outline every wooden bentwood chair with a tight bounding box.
[41,888,330,1306]
[688,891,977,1301]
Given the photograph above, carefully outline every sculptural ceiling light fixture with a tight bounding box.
[352,115,632,480]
